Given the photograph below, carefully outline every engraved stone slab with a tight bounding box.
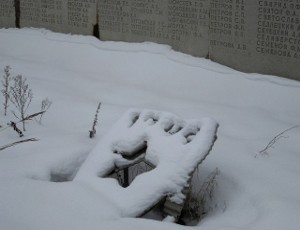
[209,0,300,81]
[98,0,210,57]
[20,0,97,35]
[0,0,15,28]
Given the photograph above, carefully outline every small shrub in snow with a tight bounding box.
[0,66,51,152]
[181,168,220,224]
[9,75,33,131]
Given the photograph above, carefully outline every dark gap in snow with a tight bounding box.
[140,197,166,221]
[184,128,201,144]
[164,123,174,133]
[29,155,87,183]
[118,142,147,160]
[93,24,99,38]
[107,143,155,187]
[106,159,155,188]
[50,172,74,182]
[169,125,183,135]
[129,114,140,127]
[14,0,20,28]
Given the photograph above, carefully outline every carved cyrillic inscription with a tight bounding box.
[209,0,247,55]
[256,0,300,59]
[98,0,210,56]
[0,0,15,27]
[1,0,300,80]
[20,0,97,35]
[209,0,300,80]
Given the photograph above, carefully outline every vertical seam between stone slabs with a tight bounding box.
[207,0,212,60]
[14,0,20,28]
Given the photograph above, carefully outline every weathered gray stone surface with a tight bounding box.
[98,0,210,57]
[20,0,97,35]
[1,0,300,81]
[209,0,300,81]
[0,0,15,28]
[98,0,300,81]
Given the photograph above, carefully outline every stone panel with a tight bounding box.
[98,0,210,57]
[0,0,15,28]
[209,0,300,81]
[20,0,97,35]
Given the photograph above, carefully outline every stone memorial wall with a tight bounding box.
[20,0,97,35]
[0,0,15,28]
[209,0,300,79]
[98,0,210,57]
[0,0,300,80]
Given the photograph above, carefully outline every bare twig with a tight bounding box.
[21,111,45,122]
[8,121,23,137]
[0,111,45,135]
[38,98,52,124]
[257,125,300,157]
[0,138,38,151]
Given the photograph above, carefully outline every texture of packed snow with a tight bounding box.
[0,28,300,230]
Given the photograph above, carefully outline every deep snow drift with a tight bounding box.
[0,28,300,230]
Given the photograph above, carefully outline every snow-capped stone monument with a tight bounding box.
[0,0,300,81]
[75,109,218,221]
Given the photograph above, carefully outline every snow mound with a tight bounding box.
[75,108,218,218]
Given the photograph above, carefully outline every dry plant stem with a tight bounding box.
[182,168,220,222]
[1,65,11,116]
[39,98,52,124]
[0,111,45,135]
[0,138,38,151]
[89,102,101,138]
[258,125,300,156]
[21,111,45,123]
[9,121,23,137]
[198,168,220,200]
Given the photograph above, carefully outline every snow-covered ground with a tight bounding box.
[0,28,300,230]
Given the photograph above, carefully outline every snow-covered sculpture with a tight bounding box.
[74,109,218,221]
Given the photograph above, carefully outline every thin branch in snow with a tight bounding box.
[21,111,45,122]
[257,125,300,157]
[0,138,38,151]
[0,112,45,136]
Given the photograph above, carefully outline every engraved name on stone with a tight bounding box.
[20,0,97,35]
[209,0,300,80]
[0,0,15,28]
[98,0,210,56]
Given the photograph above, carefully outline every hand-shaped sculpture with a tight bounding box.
[74,109,218,219]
